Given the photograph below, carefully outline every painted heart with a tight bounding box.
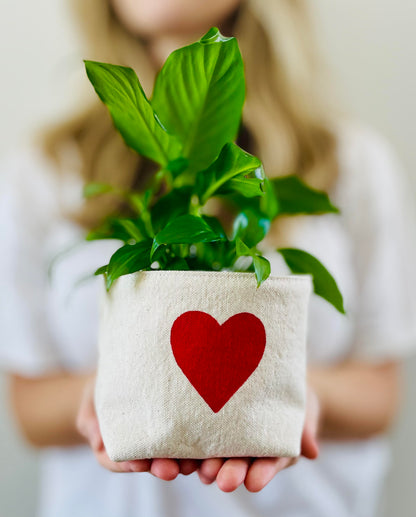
[170,311,266,413]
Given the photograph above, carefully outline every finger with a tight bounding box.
[301,426,319,460]
[96,451,125,472]
[179,459,200,476]
[244,457,293,492]
[150,458,180,481]
[78,409,103,452]
[125,459,152,473]
[76,378,96,422]
[88,415,104,451]
[95,450,151,473]
[198,458,224,484]
[216,458,251,492]
[301,388,320,460]
[75,405,92,439]
[77,417,100,449]
[76,377,100,447]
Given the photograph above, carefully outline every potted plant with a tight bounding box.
[84,28,344,461]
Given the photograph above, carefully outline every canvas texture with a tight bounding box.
[95,270,312,461]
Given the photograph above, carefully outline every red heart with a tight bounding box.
[170,311,266,413]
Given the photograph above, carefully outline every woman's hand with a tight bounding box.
[76,374,191,479]
[76,375,151,474]
[196,385,320,492]
[76,375,320,490]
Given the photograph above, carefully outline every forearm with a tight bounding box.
[309,360,401,440]
[9,371,93,448]
[8,360,401,449]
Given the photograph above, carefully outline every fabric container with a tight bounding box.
[95,270,312,461]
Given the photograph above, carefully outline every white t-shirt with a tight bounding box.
[1,123,416,517]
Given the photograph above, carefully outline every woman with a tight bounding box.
[1,0,415,516]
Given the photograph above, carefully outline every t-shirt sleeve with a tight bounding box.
[0,150,63,375]
[339,128,416,362]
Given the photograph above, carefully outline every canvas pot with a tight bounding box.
[95,270,312,461]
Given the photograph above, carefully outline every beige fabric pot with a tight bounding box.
[95,270,312,461]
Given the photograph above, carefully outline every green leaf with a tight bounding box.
[270,175,339,216]
[151,186,193,233]
[166,157,189,178]
[94,265,108,276]
[253,255,271,287]
[165,257,190,270]
[151,28,245,173]
[84,61,180,165]
[201,215,227,240]
[86,218,134,242]
[235,237,252,257]
[117,219,145,242]
[152,214,223,256]
[232,209,271,248]
[221,175,264,198]
[197,143,263,203]
[126,192,146,214]
[260,177,279,219]
[234,238,270,286]
[86,217,148,242]
[106,240,152,290]
[189,240,236,271]
[278,248,345,314]
[83,182,114,198]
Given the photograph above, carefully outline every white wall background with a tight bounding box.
[0,0,415,515]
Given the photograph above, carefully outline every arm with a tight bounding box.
[309,359,401,440]
[9,371,152,474]
[8,359,400,492]
[10,361,399,447]
[8,370,318,490]
[9,371,91,447]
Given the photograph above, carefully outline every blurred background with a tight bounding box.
[0,0,415,515]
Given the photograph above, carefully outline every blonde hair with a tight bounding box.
[42,0,337,229]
